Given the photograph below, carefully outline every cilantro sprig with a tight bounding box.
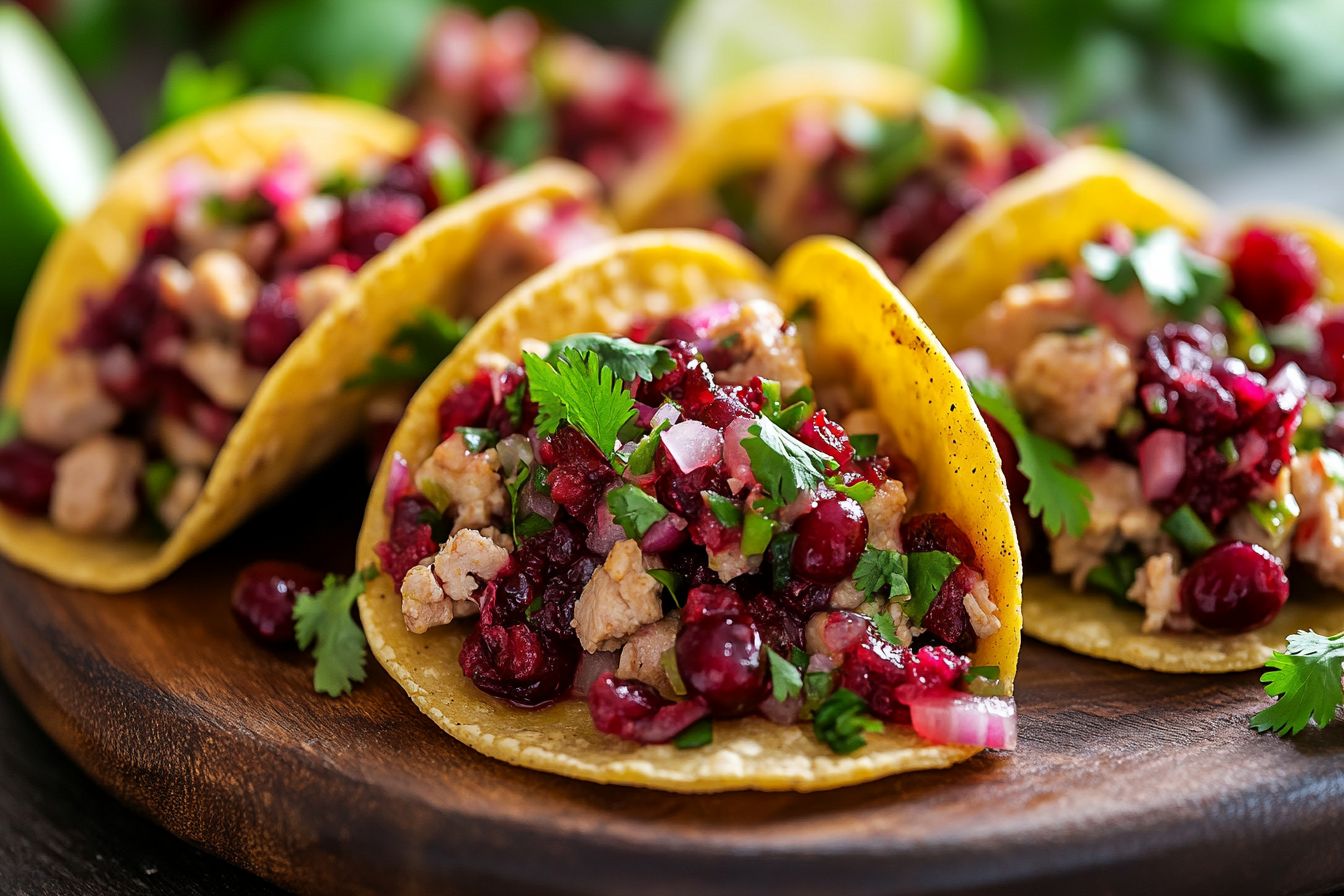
[1251,631,1344,736]
[766,646,804,702]
[743,414,838,504]
[524,348,636,459]
[853,546,960,626]
[346,309,472,389]
[293,567,377,697]
[1081,227,1228,320]
[970,378,1091,538]
[813,688,883,754]
[545,334,676,383]
[606,484,668,539]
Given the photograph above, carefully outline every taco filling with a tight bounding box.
[959,222,1344,637]
[0,126,604,537]
[375,299,1015,752]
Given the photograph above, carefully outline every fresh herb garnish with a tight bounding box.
[1086,544,1145,603]
[800,670,835,720]
[813,688,883,754]
[345,309,472,388]
[1217,298,1274,370]
[505,461,531,540]
[673,717,713,749]
[0,408,20,446]
[625,419,670,476]
[703,491,743,527]
[970,378,1092,538]
[142,459,178,509]
[769,532,797,591]
[1081,227,1228,320]
[504,381,527,429]
[850,433,879,458]
[649,569,686,607]
[766,645,804,702]
[828,476,877,502]
[1161,504,1217,556]
[852,545,958,623]
[874,610,900,645]
[525,594,543,620]
[606,484,668,540]
[906,551,961,626]
[515,514,553,539]
[545,334,676,384]
[853,547,911,601]
[488,98,552,169]
[1250,631,1344,736]
[743,414,838,504]
[524,348,636,459]
[455,427,499,453]
[293,567,377,697]
[740,510,775,557]
[966,665,1000,682]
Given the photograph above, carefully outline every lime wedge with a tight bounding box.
[0,3,115,334]
[658,0,982,109]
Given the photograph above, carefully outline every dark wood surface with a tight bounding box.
[4,455,1344,896]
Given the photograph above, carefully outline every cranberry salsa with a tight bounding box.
[377,299,1016,753]
[706,91,1062,280]
[961,223,1344,635]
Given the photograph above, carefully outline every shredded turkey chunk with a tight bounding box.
[1126,553,1191,633]
[1011,330,1136,449]
[181,341,265,411]
[1291,451,1344,589]
[708,298,811,397]
[1049,458,1168,590]
[21,352,121,450]
[157,465,204,530]
[50,435,144,535]
[966,279,1089,372]
[617,612,682,699]
[862,479,907,552]
[414,432,506,532]
[963,574,1001,639]
[402,529,508,634]
[572,539,665,652]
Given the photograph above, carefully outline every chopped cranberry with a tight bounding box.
[1230,227,1320,325]
[231,561,324,645]
[242,279,302,367]
[479,565,531,627]
[438,372,495,436]
[95,346,153,408]
[1139,324,1239,438]
[679,365,753,429]
[0,440,57,515]
[864,170,982,267]
[586,673,709,743]
[374,495,440,586]
[906,644,971,692]
[382,125,468,210]
[916,564,980,654]
[675,585,768,715]
[837,627,912,722]
[459,622,578,706]
[790,490,867,584]
[748,593,807,655]
[901,513,978,567]
[1180,541,1289,634]
[656,456,731,524]
[141,306,188,368]
[341,188,425,260]
[797,409,853,465]
[69,263,159,351]
[141,223,178,257]
[775,578,832,620]
[546,427,618,520]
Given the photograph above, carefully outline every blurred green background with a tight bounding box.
[6,0,1344,344]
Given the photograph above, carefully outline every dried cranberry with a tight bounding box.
[373,495,439,586]
[1230,227,1320,325]
[790,490,867,584]
[231,561,324,645]
[242,280,302,367]
[675,585,768,715]
[438,372,494,436]
[459,623,578,706]
[0,440,57,515]
[341,188,425,260]
[1180,541,1288,634]
[901,513,978,567]
[797,409,853,464]
[837,627,912,722]
[918,564,980,654]
[586,673,709,743]
[775,578,832,620]
[1139,324,1239,437]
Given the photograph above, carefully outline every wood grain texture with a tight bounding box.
[1,457,1344,896]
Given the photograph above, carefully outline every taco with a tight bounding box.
[901,145,1344,672]
[614,59,1065,282]
[0,94,612,593]
[356,230,1021,793]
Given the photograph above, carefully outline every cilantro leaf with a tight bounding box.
[813,688,883,754]
[703,491,743,527]
[829,476,876,503]
[649,569,686,607]
[545,334,676,383]
[515,514,553,539]
[455,427,498,453]
[801,670,835,720]
[626,419,670,476]
[606,484,668,539]
[673,717,713,749]
[524,349,636,458]
[742,415,837,504]
[853,547,910,601]
[293,568,377,697]
[142,460,178,509]
[770,532,797,591]
[1082,228,1228,320]
[874,611,900,645]
[850,433,879,458]
[766,646,803,702]
[906,551,961,626]
[346,309,472,388]
[1251,631,1344,736]
[970,378,1092,537]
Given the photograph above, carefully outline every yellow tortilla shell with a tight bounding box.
[356,230,1021,792]
[902,146,1344,672]
[614,59,928,232]
[1,94,602,592]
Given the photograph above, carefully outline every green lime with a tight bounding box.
[0,3,115,340]
[658,0,983,109]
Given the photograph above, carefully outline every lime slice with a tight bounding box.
[0,3,115,331]
[659,0,982,109]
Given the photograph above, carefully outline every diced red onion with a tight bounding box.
[640,513,688,553]
[820,611,869,654]
[257,152,313,210]
[807,652,837,673]
[778,487,819,525]
[1138,429,1187,501]
[906,691,1018,750]
[496,433,533,478]
[634,401,657,428]
[723,417,756,486]
[519,481,559,522]
[662,420,723,473]
[757,692,803,725]
[385,451,410,513]
[572,651,619,697]
[587,487,627,554]
[651,402,681,429]
[952,348,992,382]
[1268,361,1309,405]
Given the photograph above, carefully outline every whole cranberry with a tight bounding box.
[1231,227,1320,325]
[1180,541,1289,633]
[791,491,867,584]
[797,409,853,465]
[0,440,57,515]
[587,673,709,743]
[231,561,324,644]
[459,623,579,706]
[675,585,768,715]
[901,513,978,566]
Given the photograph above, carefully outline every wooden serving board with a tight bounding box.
[2,456,1344,896]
